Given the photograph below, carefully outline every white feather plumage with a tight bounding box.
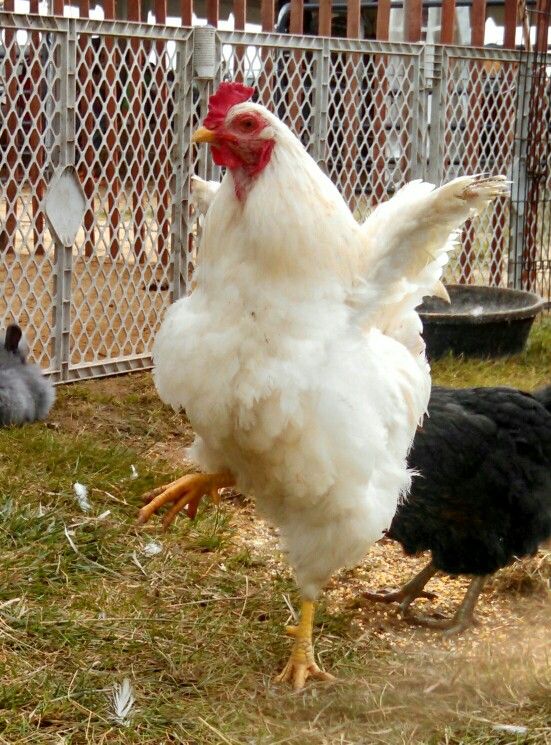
[110,678,135,725]
[154,110,507,600]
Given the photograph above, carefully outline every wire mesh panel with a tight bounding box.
[215,32,425,223]
[71,28,179,376]
[214,33,322,162]
[1,14,194,381]
[510,51,551,302]
[430,47,520,287]
[1,17,548,384]
[325,46,424,221]
[0,18,64,373]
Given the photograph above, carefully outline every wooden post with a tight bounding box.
[318,0,332,36]
[234,0,247,82]
[289,0,304,33]
[440,0,456,44]
[346,0,360,37]
[77,0,96,258]
[403,0,422,42]
[234,0,246,29]
[207,0,219,26]
[470,0,486,46]
[503,0,517,49]
[181,0,193,25]
[535,0,551,52]
[376,0,391,39]
[261,0,274,30]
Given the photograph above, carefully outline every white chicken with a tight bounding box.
[139,82,508,689]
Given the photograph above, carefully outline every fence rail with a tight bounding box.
[0,13,549,381]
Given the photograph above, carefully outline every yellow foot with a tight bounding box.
[274,640,335,690]
[137,471,234,529]
[274,602,336,690]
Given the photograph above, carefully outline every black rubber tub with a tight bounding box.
[418,284,545,360]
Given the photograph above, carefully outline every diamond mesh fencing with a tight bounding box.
[509,51,551,303]
[429,47,520,287]
[1,16,194,380]
[324,50,422,220]
[216,34,425,222]
[72,30,175,372]
[0,22,63,372]
[0,17,548,382]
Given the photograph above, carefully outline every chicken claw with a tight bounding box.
[365,562,487,635]
[137,471,235,529]
[363,561,438,614]
[401,575,487,635]
[274,601,336,690]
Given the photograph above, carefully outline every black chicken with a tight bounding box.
[366,385,551,633]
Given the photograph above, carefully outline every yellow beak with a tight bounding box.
[192,126,217,144]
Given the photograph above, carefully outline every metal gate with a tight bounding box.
[428,44,520,289]
[1,14,196,380]
[0,14,546,381]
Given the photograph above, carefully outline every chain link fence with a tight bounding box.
[1,15,548,381]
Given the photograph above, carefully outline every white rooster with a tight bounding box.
[139,82,508,689]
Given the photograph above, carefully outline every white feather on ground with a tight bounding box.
[143,540,163,556]
[73,482,90,512]
[110,678,135,726]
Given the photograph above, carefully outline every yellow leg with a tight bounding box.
[274,600,336,690]
[137,472,235,529]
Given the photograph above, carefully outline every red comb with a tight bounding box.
[204,82,254,130]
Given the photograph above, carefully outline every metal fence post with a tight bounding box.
[52,20,76,381]
[508,53,532,290]
[171,34,195,301]
[192,26,219,182]
[312,38,331,170]
[409,45,428,180]
[420,42,436,182]
[427,44,445,185]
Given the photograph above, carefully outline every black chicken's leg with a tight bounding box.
[364,561,438,615]
[402,575,488,635]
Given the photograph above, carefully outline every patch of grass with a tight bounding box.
[0,322,550,743]
[431,316,550,390]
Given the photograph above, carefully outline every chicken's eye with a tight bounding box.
[236,117,257,132]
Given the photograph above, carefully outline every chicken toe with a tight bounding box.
[137,471,235,528]
[401,575,488,634]
[364,561,437,610]
[274,601,335,690]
